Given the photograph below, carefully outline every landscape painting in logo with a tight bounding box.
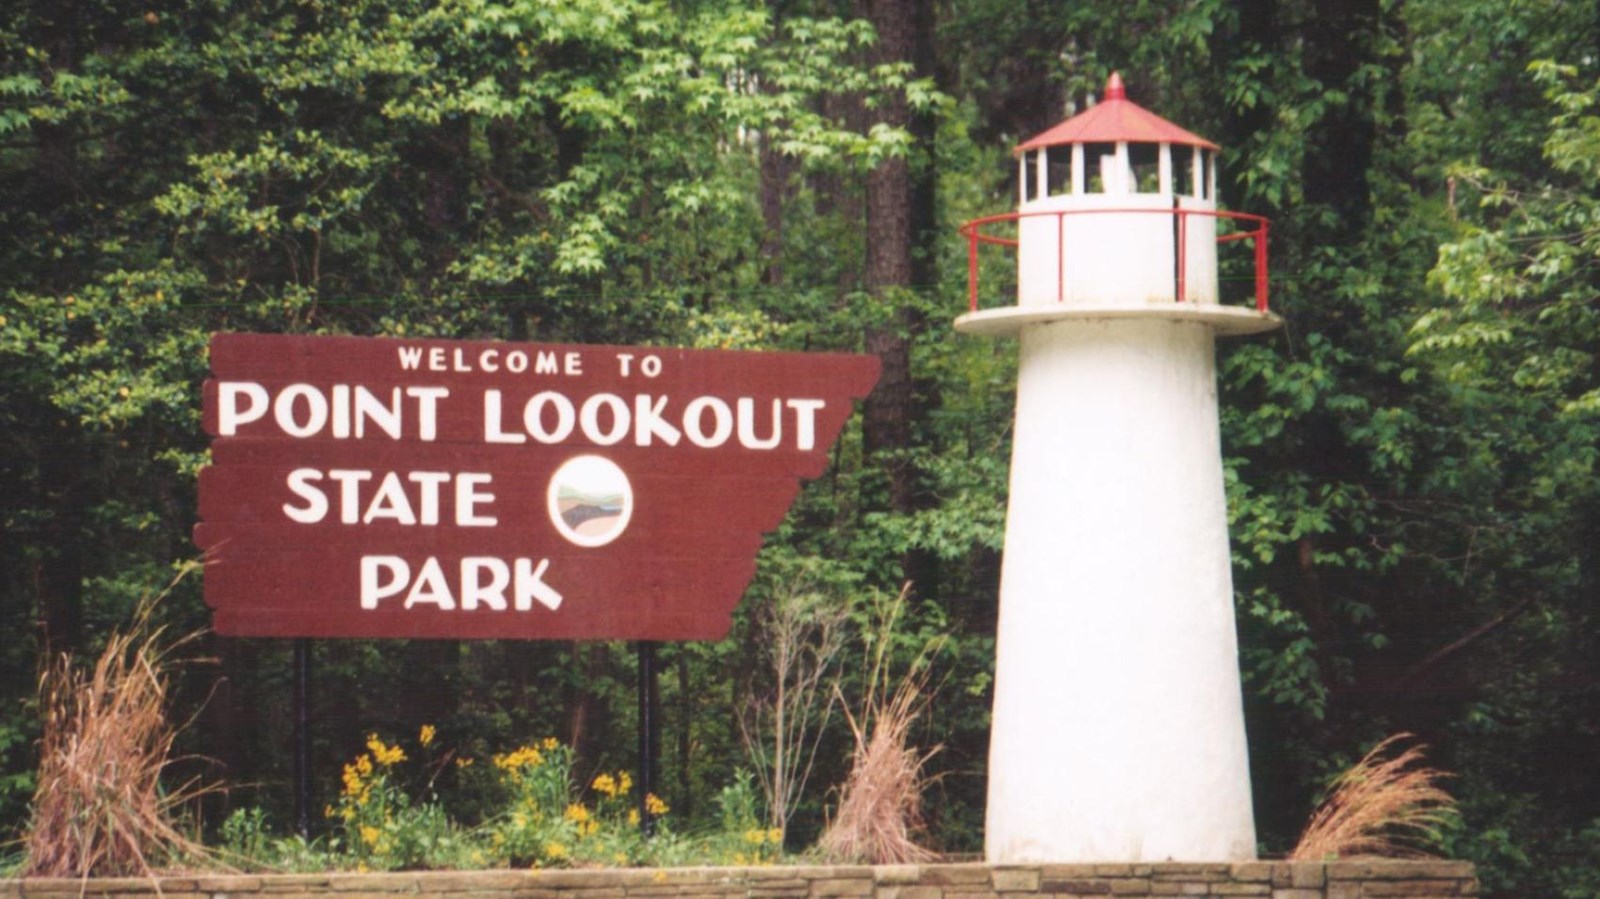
[548,455,633,548]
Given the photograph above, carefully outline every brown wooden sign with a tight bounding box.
[196,333,879,641]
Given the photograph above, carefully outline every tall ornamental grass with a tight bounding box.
[24,586,212,877]
[817,585,941,864]
[1290,733,1458,861]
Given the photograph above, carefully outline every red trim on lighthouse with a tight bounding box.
[1104,72,1127,101]
[1015,73,1218,153]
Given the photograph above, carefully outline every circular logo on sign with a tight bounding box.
[548,455,633,548]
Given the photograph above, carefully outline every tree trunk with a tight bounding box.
[1302,0,1381,239]
[760,131,790,287]
[862,0,939,590]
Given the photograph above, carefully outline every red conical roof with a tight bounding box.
[1015,73,1218,153]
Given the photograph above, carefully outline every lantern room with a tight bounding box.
[1014,72,1217,203]
[958,73,1276,337]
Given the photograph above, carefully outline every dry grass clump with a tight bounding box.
[24,588,213,878]
[817,585,940,865]
[1289,733,1458,862]
[817,675,939,864]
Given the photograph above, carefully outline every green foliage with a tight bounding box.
[328,733,470,870]
[4,0,1600,892]
[222,734,787,871]
[481,739,591,867]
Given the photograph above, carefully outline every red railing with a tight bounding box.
[958,207,1271,314]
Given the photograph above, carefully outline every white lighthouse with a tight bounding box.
[959,73,1280,863]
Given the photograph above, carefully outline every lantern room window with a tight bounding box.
[1129,143,1161,193]
[1046,146,1073,197]
[1082,142,1116,194]
[1174,147,1195,197]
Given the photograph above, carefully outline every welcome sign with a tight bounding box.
[195,333,879,640]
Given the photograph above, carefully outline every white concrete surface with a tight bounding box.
[955,302,1280,339]
[1016,193,1218,309]
[983,316,1258,863]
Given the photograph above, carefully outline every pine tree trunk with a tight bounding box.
[863,0,932,516]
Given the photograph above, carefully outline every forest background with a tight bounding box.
[2,0,1598,895]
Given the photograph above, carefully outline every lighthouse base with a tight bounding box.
[984,317,1256,864]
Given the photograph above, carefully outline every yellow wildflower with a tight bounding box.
[646,793,669,816]
[341,758,371,797]
[628,808,640,826]
[617,771,633,796]
[564,803,590,823]
[542,736,561,750]
[419,724,436,747]
[744,828,766,844]
[768,827,783,845]
[543,841,568,860]
[367,734,406,766]
[455,756,474,768]
[495,745,543,771]
[360,825,381,846]
[592,772,617,797]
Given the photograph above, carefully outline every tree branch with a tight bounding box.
[1396,595,1540,688]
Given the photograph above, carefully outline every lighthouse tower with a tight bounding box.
[959,74,1279,863]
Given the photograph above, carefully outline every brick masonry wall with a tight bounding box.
[0,860,1478,899]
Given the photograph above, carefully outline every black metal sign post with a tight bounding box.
[293,638,312,838]
[636,640,660,836]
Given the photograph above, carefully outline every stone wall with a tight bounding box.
[0,860,1478,899]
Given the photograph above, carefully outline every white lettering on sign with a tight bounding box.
[395,345,585,376]
[218,383,448,440]
[480,390,825,450]
[218,381,826,451]
[684,397,733,448]
[360,555,564,611]
[616,353,663,378]
[282,469,497,526]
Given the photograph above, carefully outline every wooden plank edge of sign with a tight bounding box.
[211,608,738,642]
